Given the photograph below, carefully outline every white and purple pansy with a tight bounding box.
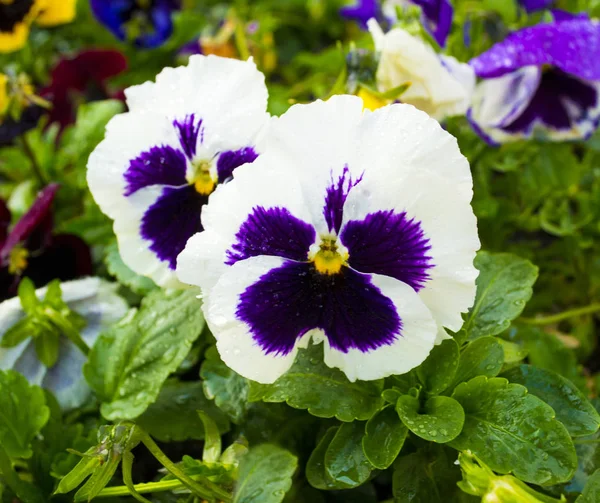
[468,17,600,144]
[87,55,268,287]
[177,96,480,383]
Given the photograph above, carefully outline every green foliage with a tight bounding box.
[136,380,230,442]
[249,344,384,422]
[0,370,50,459]
[417,339,460,394]
[362,406,407,469]
[450,376,577,485]
[503,365,600,437]
[577,469,600,503]
[234,445,298,503]
[84,289,205,420]
[396,394,465,443]
[451,336,505,388]
[201,345,251,424]
[463,252,538,341]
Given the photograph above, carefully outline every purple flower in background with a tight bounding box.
[87,55,268,288]
[468,18,600,144]
[177,96,480,383]
[340,0,453,47]
[519,0,554,12]
[90,0,180,48]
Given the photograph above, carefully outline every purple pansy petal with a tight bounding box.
[0,184,59,263]
[226,206,315,265]
[236,260,401,355]
[413,0,454,47]
[551,9,588,22]
[323,166,363,234]
[340,0,379,29]
[520,0,554,12]
[340,210,433,292]
[173,114,203,160]
[470,19,600,81]
[124,145,188,196]
[216,147,259,183]
[503,69,599,134]
[140,185,205,270]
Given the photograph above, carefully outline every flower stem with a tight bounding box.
[0,445,44,503]
[520,304,600,325]
[19,135,46,186]
[138,429,232,502]
[95,479,185,498]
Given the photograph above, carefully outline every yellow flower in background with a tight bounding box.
[0,74,8,116]
[0,0,77,53]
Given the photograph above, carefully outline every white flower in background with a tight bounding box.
[177,96,479,384]
[368,19,475,121]
[87,55,269,288]
[0,278,128,410]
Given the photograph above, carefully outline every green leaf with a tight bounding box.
[396,395,464,443]
[1,318,34,348]
[197,410,222,463]
[136,380,230,443]
[306,428,341,490]
[393,446,463,503]
[104,242,157,295]
[249,344,384,422]
[34,332,60,368]
[0,370,50,458]
[362,406,408,469]
[417,339,459,394]
[325,422,373,489]
[463,252,538,341]
[84,289,205,421]
[451,336,504,388]
[17,277,38,313]
[201,345,250,424]
[450,376,577,485]
[577,469,600,503]
[502,365,600,437]
[234,444,298,503]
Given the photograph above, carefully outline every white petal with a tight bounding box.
[368,20,471,120]
[124,55,269,152]
[204,256,299,383]
[323,274,437,382]
[341,104,480,334]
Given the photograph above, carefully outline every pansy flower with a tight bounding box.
[468,17,600,144]
[0,278,128,409]
[0,0,76,53]
[42,49,128,130]
[177,96,479,383]
[368,20,475,121]
[91,0,180,49]
[87,55,269,288]
[0,184,93,301]
[340,0,453,47]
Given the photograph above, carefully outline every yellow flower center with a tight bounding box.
[191,159,217,196]
[8,245,29,275]
[309,237,348,275]
[358,88,387,111]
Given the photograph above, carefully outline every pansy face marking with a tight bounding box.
[88,55,269,287]
[224,166,434,358]
[177,96,480,384]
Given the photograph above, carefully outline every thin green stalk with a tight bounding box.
[95,479,185,498]
[233,15,250,60]
[19,135,46,186]
[520,303,600,325]
[122,452,153,503]
[139,430,232,502]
